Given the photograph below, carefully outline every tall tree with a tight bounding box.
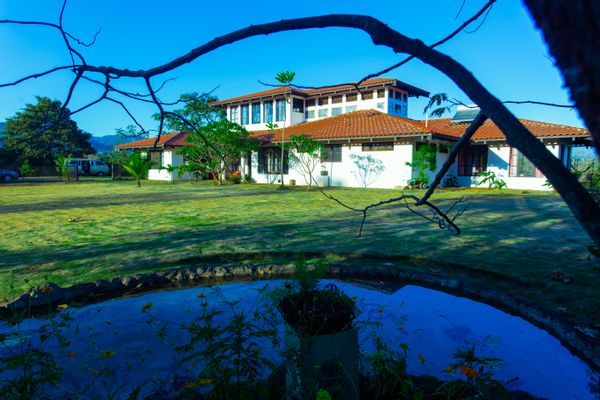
[157,92,225,132]
[288,134,323,189]
[4,97,94,166]
[178,119,258,185]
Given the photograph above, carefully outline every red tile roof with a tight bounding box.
[422,118,589,141]
[210,87,307,106]
[114,112,590,149]
[252,110,451,142]
[210,78,429,106]
[114,132,190,149]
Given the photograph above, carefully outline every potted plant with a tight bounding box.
[279,258,359,400]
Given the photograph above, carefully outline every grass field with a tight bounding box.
[1,178,599,331]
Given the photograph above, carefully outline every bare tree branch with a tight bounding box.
[418,112,487,205]
[2,7,599,245]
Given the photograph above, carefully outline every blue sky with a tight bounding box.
[0,0,584,137]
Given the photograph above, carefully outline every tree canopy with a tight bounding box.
[178,119,258,185]
[156,92,225,133]
[3,97,94,166]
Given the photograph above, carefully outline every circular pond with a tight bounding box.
[0,279,597,399]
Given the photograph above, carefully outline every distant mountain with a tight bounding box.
[90,135,119,153]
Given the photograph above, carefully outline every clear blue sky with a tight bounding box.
[0,0,585,137]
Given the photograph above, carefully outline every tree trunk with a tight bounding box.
[523,0,600,155]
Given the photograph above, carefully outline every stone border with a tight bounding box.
[1,261,598,371]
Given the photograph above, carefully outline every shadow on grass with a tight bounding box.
[0,187,280,214]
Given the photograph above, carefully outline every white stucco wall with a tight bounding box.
[250,142,416,189]
[147,149,192,181]
[456,144,561,191]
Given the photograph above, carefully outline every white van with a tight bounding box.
[68,159,110,176]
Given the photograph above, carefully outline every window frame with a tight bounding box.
[457,144,488,176]
[257,146,289,174]
[292,98,304,113]
[240,104,249,125]
[252,102,261,124]
[509,147,542,177]
[263,102,273,123]
[276,99,286,122]
[321,144,342,162]
[230,106,239,123]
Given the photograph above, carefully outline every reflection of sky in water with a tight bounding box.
[0,280,596,400]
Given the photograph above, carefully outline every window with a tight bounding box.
[263,102,273,123]
[318,109,328,118]
[388,89,395,98]
[306,99,316,107]
[230,106,239,123]
[362,91,373,100]
[376,89,385,98]
[332,95,343,104]
[292,98,304,113]
[276,99,286,121]
[457,144,488,176]
[346,93,357,102]
[318,97,329,106]
[509,148,542,177]
[257,147,289,174]
[394,104,402,114]
[403,93,407,102]
[241,104,249,125]
[332,107,342,116]
[322,145,342,162]
[376,102,384,110]
[149,150,163,168]
[394,91,402,100]
[252,103,261,124]
[306,110,315,119]
[346,105,357,113]
[362,142,394,151]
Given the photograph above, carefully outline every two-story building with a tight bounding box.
[116,77,591,190]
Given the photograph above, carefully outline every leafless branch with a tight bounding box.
[357,0,495,84]
[418,112,487,204]
[2,6,599,245]
[455,0,467,20]
[310,175,467,237]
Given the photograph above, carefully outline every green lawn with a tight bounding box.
[0,178,598,331]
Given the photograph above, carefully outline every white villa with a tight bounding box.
[116,77,591,190]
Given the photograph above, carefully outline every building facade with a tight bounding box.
[117,78,591,191]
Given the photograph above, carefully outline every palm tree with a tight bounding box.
[160,164,179,183]
[122,152,156,187]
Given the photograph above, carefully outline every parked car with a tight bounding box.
[0,168,19,182]
[68,159,110,176]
